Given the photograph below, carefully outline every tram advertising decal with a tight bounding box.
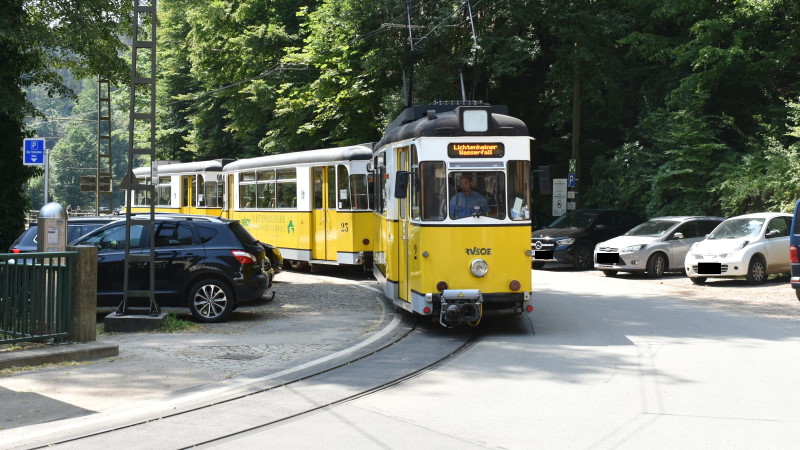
[447,143,505,158]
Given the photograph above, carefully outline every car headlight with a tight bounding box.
[470,258,489,277]
[622,244,646,253]
[556,238,575,245]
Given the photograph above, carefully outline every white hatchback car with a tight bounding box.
[685,212,792,284]
[594,216,724,278]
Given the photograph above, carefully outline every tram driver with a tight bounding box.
[450,175,489,218]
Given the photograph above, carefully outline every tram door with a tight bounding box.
[398,148,410,301]
[312,166,337,261]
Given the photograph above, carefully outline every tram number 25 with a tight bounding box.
[340,222,349,232]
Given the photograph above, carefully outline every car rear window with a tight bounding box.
[228,222,258,246]
[196,226,219,244]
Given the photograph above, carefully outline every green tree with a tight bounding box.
[157,0,315,160]
[0,0,129,249]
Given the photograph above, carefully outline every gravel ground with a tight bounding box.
[539,264,800,321]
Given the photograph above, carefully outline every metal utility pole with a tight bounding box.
[97,78,113,214]
[118,0,159,317]
[570,75,581,209]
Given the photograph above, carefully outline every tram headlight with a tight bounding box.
[470,258,489,277]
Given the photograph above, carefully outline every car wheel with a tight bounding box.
[533,262,546,270]
[602,270,618,277]
[573,243,593,270]
[690,276,706,285]
[646,253,667,278]
[746,256,767,285]
[188,279,235,323]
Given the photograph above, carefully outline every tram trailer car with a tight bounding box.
[372,103,534,327]
[130,159,231,216]
[221,145,374,270]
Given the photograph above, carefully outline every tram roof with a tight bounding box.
[223,145,373,172]
[376,103,529,150]
[132,159,232,177]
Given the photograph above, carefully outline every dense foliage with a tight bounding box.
[156,0,800,218]
[0,0,129,249]
[4,0,800,249]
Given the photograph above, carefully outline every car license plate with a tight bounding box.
[596,252,619,264]
[534,250,553,260]
[698,262,721,274]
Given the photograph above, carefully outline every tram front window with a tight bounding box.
[448,172,506,220]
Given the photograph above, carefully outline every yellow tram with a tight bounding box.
[130,159,231,216]
[221,145,374,269]
[372,104,533,327]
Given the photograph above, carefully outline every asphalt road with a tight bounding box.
[3,267,799,449]
[211,268,800,449]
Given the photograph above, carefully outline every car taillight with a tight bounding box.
[11,249,20,254]
[231,250,257,264]
[791,246,799,264]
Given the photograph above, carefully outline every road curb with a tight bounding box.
[0,342,119,370]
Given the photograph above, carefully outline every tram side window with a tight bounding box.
[276,168,296,208]
[448,171,505,220]
[350,174,369,210]
[327,166,336,210]
[197,175,205,206]
[239,172,256,208]
[134,177,151,206]
[419,161,446,221]
[409,148,420,220]
[507,160,531,220]
[202,179,223,208]
[257,170,276,208]
[337,165,351,209]
[378,161,387,213]
[157,177,171,206]
[313,167,323,209]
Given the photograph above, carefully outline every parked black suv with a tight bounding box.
[532,209,644,270]
[72,215,272,322]
[9,216,121,253]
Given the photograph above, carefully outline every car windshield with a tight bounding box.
[548,211,599,229]
[709,218,765,239]
[624,220,678,237]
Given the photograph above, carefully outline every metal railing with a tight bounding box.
[0,252,75,345]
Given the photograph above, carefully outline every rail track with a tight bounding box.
[13,313,481,449]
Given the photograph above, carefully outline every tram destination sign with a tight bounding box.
[447,142,505,158]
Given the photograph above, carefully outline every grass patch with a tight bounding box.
[162,312,198,333]
[0,360,88,377]
[0,341,49,353]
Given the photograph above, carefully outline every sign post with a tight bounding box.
[23,138,48,204]
[552,179,567,216]
[23,138,46,166]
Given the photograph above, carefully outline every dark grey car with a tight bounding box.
[532,209,644,270]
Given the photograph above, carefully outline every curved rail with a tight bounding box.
[25,316,481,449]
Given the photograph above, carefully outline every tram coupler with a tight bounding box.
[439,289,482,327]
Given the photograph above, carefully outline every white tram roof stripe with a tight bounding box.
[132,159,230,177]
[223,145,373,172]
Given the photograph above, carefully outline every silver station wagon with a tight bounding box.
[594,216,724,278]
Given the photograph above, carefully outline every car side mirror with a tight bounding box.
[595,224,606,230]
[672,232,684,240]
[766,229,781,238]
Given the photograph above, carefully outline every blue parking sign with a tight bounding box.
[567,172,576,188]
[23,138,46,166]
